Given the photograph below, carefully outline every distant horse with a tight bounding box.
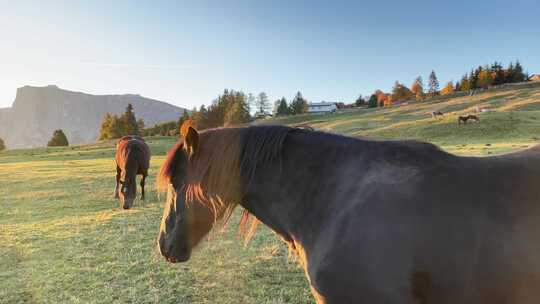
[431,111,444,118]
[156,124,540,303]
[458,114,480,124]
[115,135,150,209]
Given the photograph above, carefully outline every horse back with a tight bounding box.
[115,137,151,174]
[305,142,540,303]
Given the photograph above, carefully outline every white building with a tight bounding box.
[529,74,540,82]
[307,102,337,114]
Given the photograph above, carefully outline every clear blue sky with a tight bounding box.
[0,0,538,109]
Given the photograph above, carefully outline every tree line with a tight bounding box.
[357,60,530,108]
[99,104,145,140]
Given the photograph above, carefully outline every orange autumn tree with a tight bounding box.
[478,70,494,89]
[374,90,386,107]
[441,81,455,95]
[392,81,413,102]
[411,76,425,101]
[384,94,394,107]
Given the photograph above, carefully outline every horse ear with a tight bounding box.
[180,118,193,138]
[184,126,199,158]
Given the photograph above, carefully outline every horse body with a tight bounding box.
[157,125,540,303]
[431,111,444,118]
[115,135,150,209]
[243,130,540,303]
[458,114,480,124]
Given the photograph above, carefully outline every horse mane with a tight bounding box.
[157,125,299,237]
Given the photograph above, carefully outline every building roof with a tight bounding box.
[308,102,336,107]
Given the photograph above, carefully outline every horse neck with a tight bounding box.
[239,131,355,250]
[122,149,139,179]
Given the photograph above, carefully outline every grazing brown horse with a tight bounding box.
[431,111,444,118]
[458,114,480,124]
[115,135,150,209]
[156,125,540,303]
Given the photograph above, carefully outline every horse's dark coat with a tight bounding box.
[458,114,480,124]
[431,111,444,118]
[157,125,540,303]
[115,135,150,209]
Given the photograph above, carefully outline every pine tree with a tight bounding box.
[290,91,308,114]
[225,92,251,125]
[255,92,270,115]
[47,129,69,147]
[0,138,5,151]
[368,94,378,108]
[137,118,145,131]
[427,70,439,97]
[491,61,505,85]
[193,105,209,130]
[506,62,515,83]
[177,110,190,135]
[411,76,425,101]
[513,60,525,82]
[469,70,476,89]
[459,74,470,91]
[276,97,290,115]
[247,93,256,114]
[355,95,365,107]
[454,80,461,91]
[121,103,139,135]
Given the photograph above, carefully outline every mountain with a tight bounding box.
[0,85,188,149]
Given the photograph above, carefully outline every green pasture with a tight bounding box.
[2,83,540,303]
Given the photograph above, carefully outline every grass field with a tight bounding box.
[2,83,540,303]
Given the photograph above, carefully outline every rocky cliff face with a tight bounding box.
[0,85,188,149]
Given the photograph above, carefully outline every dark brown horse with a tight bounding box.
[115,135,150,209]
[156,125,540,303]
[431,111,444,118]
[458,114,480,124]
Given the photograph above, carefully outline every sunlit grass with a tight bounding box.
[2,85,540,303]
[0,138,310,304]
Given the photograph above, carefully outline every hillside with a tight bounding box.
[0,85,188,149]
[264,82,540,155]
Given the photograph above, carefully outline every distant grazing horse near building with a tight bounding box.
[156,124,540,303]
[115,135,150,209]
[458,114,480,124]
[431,111,444,118]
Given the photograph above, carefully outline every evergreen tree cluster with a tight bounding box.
[47,129,69,147]
[0,138,5,151]
[99,104,142,140]
[141,121,178,136]
[455,61,527,92]
[191,89,251,130]
[275,91,309,116]
[140,110,191,137]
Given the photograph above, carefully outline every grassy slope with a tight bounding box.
[266,82,540,155]
[2,83,540,303]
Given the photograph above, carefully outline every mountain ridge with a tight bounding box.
[0,85,187,149]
